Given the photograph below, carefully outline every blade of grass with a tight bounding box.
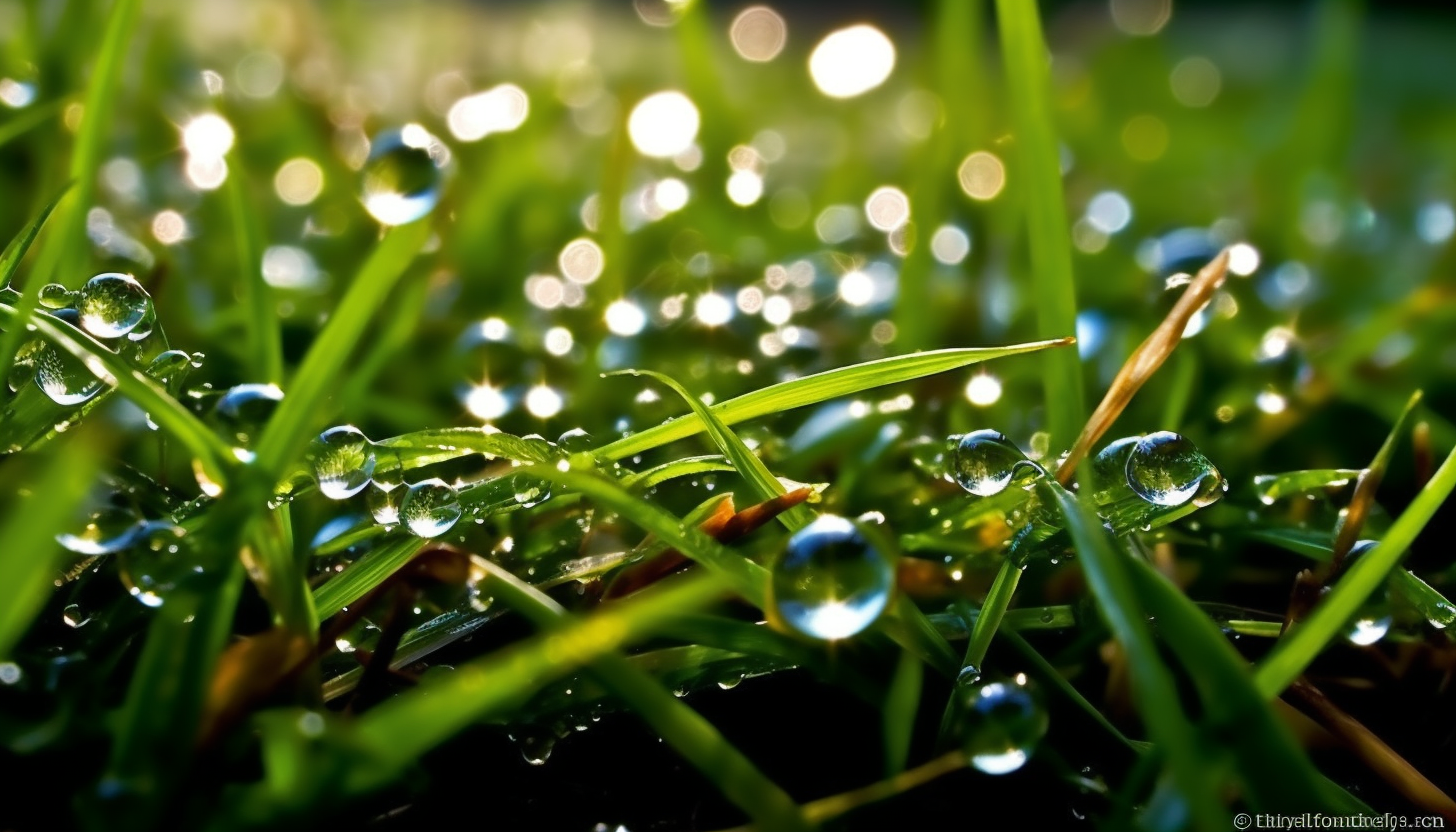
[344,569,727,795]
[225,154,283,384]
[623,454,734,491]
[595,340,1073,461]
[0,301,235,487]
[0,185,71,391]
[1255,442,1456,698]
[1002,629,1146,753]
[1327,391,1422,572]
[611,369,815,531]
[475,557,809,832]
[0,434,106,659]
[252,219,430,478]
[0,99,63,149]
[1048,477,1231,831]
[995,0,1085,450]
[882,647,923,777]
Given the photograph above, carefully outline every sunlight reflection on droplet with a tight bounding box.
[730,6,787,63]
[559,238,604,284]
[448,84,530,142]
[958,152,1005,200]
[628,91,700,158]
[838,271,874,306]
[762,294,792,326]
[727,170,764,206]
[275,158,324,206]
[694,293,733,326]
[653,178,690,212]
[1257,327,1294,361]
[1228,242,1261,276]
[605,300,647,336]
[183,114,235,158]
[464,384,510,420]
[964,374,1002,406]
[525,385,564,418]
[865,186,910,231]
[151,211,187,245]
[930,225,970,265]
[545,327,574,356]
[809,25,895,99]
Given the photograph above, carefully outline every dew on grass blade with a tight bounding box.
[368,484,403,526]
[400,478,462,538]
[76,273,150,339]
[56,505,144,555]
[312,426,377,500]
[1342,540,1393,645]
[1124,431,1219,507]
[360,125,451,225]
[33,310,104,405]
[211,383,284,445]
[772,515,893,640]
[146,350,192,381]
[38,283,74,310]
[118,521,193,607]
[953,430,1030,497]
[62,603,91,628]
[953,676,1048,775]
[511,473,552,507]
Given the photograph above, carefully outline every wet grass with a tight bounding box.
[2,0,1456,830]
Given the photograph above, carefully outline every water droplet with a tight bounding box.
[513,729,557,766]
[146,350,191,381]
[953,430,1030,496]
[62,603,91,628]
[400,478,462,538]
[511,473,552,508]
[76,273,150,338]
[38,283,74,310]
[56,505,144,555]
[311,426,376,500]
[211,383,284,445]
[954,678,1048,775]
[367,484,402,526]
[1125,431,1215,507]
[717,674,744,690]
[32,310,104,405]
[772,515,893,640]
[956,665,982,688]
[1346,614,1391,646]
[360,125,450,225]
[118,522,192,607]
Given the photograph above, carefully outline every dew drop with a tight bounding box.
[360,125,450,225]
[954,677,1048,775]
[367,484,403,526]
[513,729,557,766]
[311,426,376,500]
[62,603,91,628]
[145,350,191,381]
[400,478,462,538]
[956,664,982,688]
[56,505,144,555]
[32,310,104,405]
[76,273,150,339]
[771,515,893,640]
[952,430,1029,497]
[37,283,75,310]
[118,522,192,607]
[211,383,284,445]
[1125,431,1214,507]
[511,473,553,508]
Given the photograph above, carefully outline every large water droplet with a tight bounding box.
[146,350,192,381]
[400,478,462,538]
[118,522,193,607]
[32,310,104,405]
[367,484,402,526]
[772,515,893,640]
[56,505,144,555]
[952,430,1029,497]
[360,125,450,225]
[37,283,74,310]
[312,426,376,500]
[511,473,552,507]
[954,677,1048,775]
[76,273,150,339]
[1125,431,1213,507]
[211,383,284,445]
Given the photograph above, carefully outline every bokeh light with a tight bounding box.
[958,151,1006,200]
[809,25,895,99]
[628,91,700,158]
[730,6,787,62]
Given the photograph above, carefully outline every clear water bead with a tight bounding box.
[311,426,376,500]
[33,310,103,405]
[360,125,450,225]
[37,283,74,310]
[952,429,1029,496]
[212,383,284,445]
[772,514,893,640]
[118,522,193,607]
[56,506,144,555]
[76,273,151,338]
[954,677,1049,775]
[367,484,402,526]
[1125,431,1213,507]
[400,478,462,538]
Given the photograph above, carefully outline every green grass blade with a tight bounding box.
[225,155,283,384]
[611,369,815,531]
[0,99,63,150]
[622,454,733,491]
[1049,478,1231,831]
[313,537,426,619]
[0,435,106,659]
[595,340,1072,461]
[0,185,71,390]
[0,301,235,486]
[1255,443,1456,698]
[475,557,809,832]
[345,569,727,795]
[1252,469,1363,503]
[253,220,431,477]
[994,0,1085,449]
[882,647,923,776]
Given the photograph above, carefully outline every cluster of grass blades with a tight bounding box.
[3,0,1456,829]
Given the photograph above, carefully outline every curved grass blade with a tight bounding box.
[623,454,734,491]
[0,185,71,389]
[1255,443,1456,698]
[475,557,810,831]
[0,434,106,659]
[595,340,1073,461]
[1252,469,1362,503]
[253,219,430,478]
[995,0,1085,450]
[225,155,282,384]
[1049,477,1232,831]
[0,301,234,487]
